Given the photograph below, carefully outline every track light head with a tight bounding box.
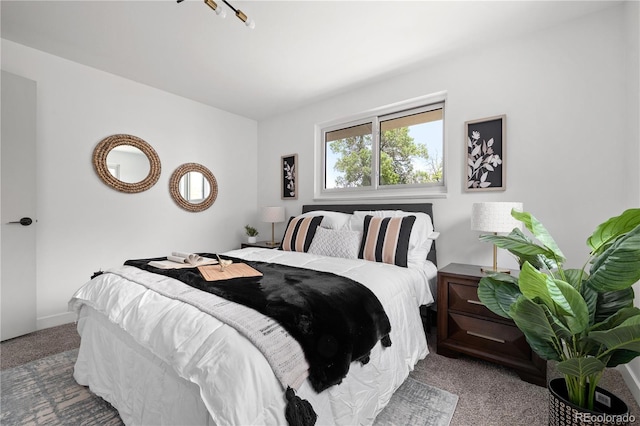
[179,0,254,29]
[235,9,255,29]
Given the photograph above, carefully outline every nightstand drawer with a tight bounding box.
[437,263,546,386]
[448,282,504,321]
[447,312,532,361]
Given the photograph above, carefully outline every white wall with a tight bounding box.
[258,3,637,272]
[258,1,640,400]
[1,39,258,328]
[620,0,640,406]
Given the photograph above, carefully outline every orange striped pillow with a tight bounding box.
[358,215,416,267]
[279,215,324,252]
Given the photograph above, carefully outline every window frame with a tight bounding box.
[315,92,447,200]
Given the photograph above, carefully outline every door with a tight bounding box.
[1,70,37,341]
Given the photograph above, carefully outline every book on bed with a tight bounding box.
[148,252,217,269]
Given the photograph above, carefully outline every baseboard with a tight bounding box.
[619,364,640,407]
[37,311,76,330]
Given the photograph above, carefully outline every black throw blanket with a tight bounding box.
[124,254,392,392]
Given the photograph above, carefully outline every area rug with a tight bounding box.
[0,349,122,425]
[374,376,458,426]
[1,350,458,425]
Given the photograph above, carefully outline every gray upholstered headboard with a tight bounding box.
[301,203,437,266]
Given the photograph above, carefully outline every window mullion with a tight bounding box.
[372,118,380,190]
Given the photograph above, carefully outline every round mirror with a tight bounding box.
[106,145,151,183]
[170,163,218,212]
[93,134,161,193]
[178,171,211,201]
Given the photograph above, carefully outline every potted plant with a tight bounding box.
[477,208,640,425]
[244,225,259,244]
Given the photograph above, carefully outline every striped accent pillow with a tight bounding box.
[358,215,416,267]
[279,215,324,252]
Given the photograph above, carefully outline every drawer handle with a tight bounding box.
[467,299,485,306]
[466,331,506,344]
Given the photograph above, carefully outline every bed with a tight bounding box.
[69,203,438,425]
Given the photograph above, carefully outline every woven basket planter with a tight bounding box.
[549,378,631,426]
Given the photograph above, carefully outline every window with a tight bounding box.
[108,163,120,179]
[179,171,211,203]
[317,96,445,199]
[325,122,373,189]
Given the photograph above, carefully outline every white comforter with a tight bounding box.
[69,248,436,425]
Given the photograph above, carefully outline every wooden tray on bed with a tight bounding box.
[198,263,263,281]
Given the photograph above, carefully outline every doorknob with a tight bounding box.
[8,217,33,226]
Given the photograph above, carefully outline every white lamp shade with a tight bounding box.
[471,202,523,233]
[260,206,285,223]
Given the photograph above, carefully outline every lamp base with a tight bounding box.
[266,241,280,246]
[480,266,512,274]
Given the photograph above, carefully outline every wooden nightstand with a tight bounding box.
[240,241,279,249]
[436,263,546,387]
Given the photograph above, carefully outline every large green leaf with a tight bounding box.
[590,315,640,354]
[587,209,640,255]
[479,233,555,260]
[606,349,640,367]
[482,228,558,270]
[512,210,566,263]
[562,268,598,326]
[477,274,521,319]
[583,308,640,356]
[552,279,590,334]
[564,269,587,291]
[518,263,589,334]
[587,225,640,292]
[518,263,556,309]
[564,268,596,325]
[544,305,573,342]
[556,357,606,380]
[509,297,562,361]
[591,287,635,324]
[590,307,640,332]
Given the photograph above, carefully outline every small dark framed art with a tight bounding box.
[281,154,297,200]
[465,114,506,192]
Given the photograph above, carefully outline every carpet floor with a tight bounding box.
[3,323,640,425]
[413,332,640,426]
[1,323,458,425]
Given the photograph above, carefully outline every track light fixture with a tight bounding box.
[177,0,255,29]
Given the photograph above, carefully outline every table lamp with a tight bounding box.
[261,206,285,246]
[471,202,523,273]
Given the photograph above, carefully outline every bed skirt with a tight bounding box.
[74,305,218,425]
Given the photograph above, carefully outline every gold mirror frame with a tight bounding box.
[93,134,161,193]
[169,163,218,212]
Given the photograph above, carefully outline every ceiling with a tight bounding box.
[1,1,619,121]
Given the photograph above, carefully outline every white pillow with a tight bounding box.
[349,210,438,268]
[298,210,351,230]
[307,228,361,259]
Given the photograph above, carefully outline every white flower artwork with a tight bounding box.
[467,131,502,188]
[284,162,295,196]
[281,154,298,199]
[465,115,506,192]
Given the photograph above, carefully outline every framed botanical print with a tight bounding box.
[281,154,297,200]
[465,115,506,192]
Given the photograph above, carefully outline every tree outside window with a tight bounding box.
[323,105,443,192]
